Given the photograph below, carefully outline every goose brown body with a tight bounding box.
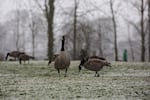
[55,52,70,69]
[19,54,34,64]
[79,57,111,77]
[78,56,106,72]
[83,58,110,71]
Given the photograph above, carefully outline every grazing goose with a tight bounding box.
[54,36,70,77]
[5,51,25,61]
[19,54,34,64]
[79,56,106,72]
[79,57,111,77]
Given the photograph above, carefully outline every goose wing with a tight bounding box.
[89,56,106,60]
[84,59,104,71]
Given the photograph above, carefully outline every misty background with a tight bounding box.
[0,0,149,62]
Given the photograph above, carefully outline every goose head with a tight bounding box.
[104,61,112,67]
[79,57,88,72]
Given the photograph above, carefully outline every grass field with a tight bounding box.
[0,61,150,100]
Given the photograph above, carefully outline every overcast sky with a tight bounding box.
[0,0,140,41]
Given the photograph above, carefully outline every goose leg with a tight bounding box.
[95,71,97,77]
[19,59,22,64]
[95,71,100,77]
[79,65,82,72]
[97,73,100,77]
[57,69,60,77]
[48,60,51,65]
[64,68,68,77]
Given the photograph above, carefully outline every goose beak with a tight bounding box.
[107,62,112,68]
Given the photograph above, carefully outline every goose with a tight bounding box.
[79,57,111,77]
[19,54,34,64]
[79,56,106,72]
[54,36,70,77]
[5,51,25,61]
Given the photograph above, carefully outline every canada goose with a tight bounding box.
[5,51,25,61]
[19,54,34,64]
[79,57,111,77]
[79,56,106,72]
[54,36,70,77]
[48,54,59,65]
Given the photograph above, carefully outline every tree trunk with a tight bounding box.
[16,10,20,51]
[98,33,103,56]
[140,0,145,62]
[110,0,118,61]
[98,22,103,56]
[31,22,35,57]
[46,0,55,60]
[148,0,150,61]
[22,30,26,52]
[127,24,135,61]
[32,33,35,57]
[85,33,90,55]
[73,0,78,60]
[32,0,55,59]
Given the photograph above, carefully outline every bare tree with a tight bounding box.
[80,22,92,55]
[125,0,147,61]
[29,17,36,57]
[15,9,20,51]
[109,0,118,61]
[27,6,38,57]
[148,0,150,61]
[97,21,103,56]
[22,30,26,51]
[60,0,79,59]
[94,18,114,59]
[5,10,28,52]
[0,24,7,53]
[127,24,135,61]
[140,0,146,62]
[73,0,79,60]
[34,0,55,60]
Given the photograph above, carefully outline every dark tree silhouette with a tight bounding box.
[148,0,150,61]
[110,0,118,61]
[73,0,79,60]
[140,0,145,62]
[34,0,55,60]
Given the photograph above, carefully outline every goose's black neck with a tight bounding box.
[5,53,10,60]
[61,36,65,51]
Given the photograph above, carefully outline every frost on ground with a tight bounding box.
[0,61,150,100]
